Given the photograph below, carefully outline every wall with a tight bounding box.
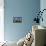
[40,0,46,26]
[4,0,40,42]
[0,0,4,42]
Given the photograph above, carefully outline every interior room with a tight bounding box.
[0,0,46,46]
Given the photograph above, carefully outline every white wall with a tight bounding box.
[40,0,46,27]
[0,0,4,42]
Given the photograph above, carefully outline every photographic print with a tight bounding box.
[13,17,22,23]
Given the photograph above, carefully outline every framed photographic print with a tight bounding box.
[13,17,22,23]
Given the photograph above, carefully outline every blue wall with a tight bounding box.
[4,0,40,42]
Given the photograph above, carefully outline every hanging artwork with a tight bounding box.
[13,17,22,23]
